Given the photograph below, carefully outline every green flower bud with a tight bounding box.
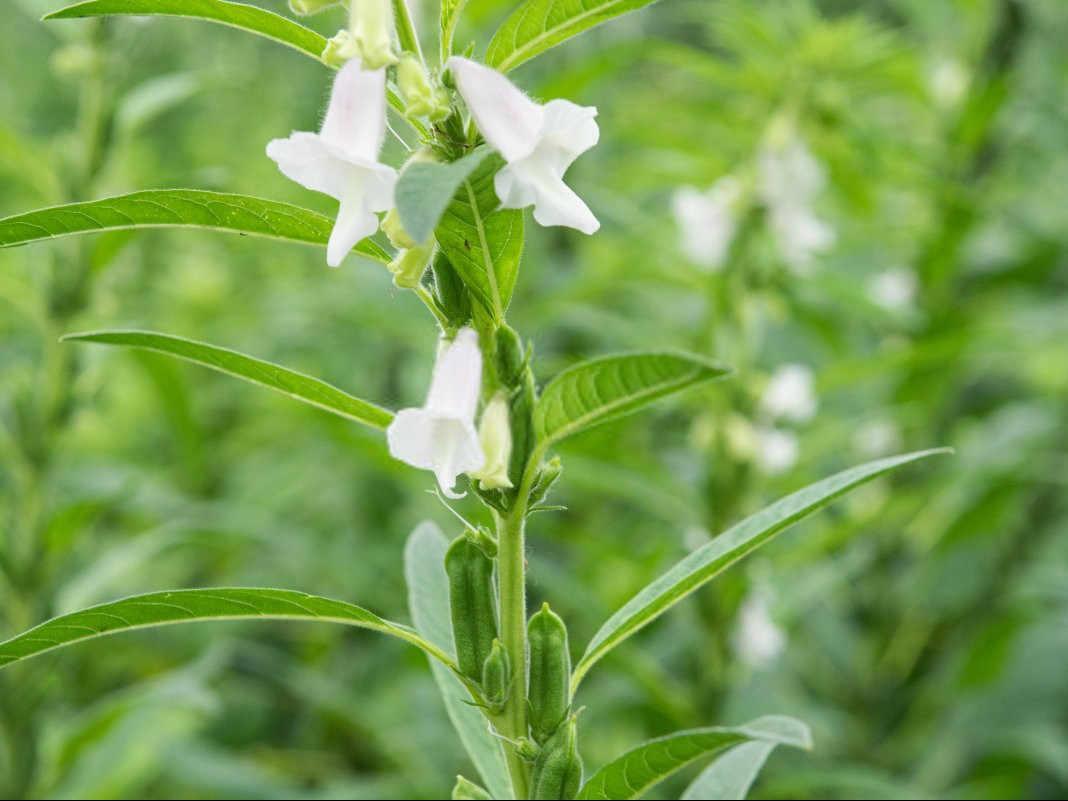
[470,392,514,490]
[452,775,492,800]
[528,602,571,744]
[398,55,451,122]
[531,715,583,800]
[349,0,397,69]
[387,243,434,289]
[381,207,417,250]
[288,0,340,15]
[445,536,498,680]
[481,638,511,714]
[321,29,360,69]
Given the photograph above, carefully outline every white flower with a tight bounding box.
[759,138,835,270]
[761,364,817,424]
[868,267,917,312]
[387,327,485,498]
[854,419,902,458]
[447,56,600,235]
[470,392,514,490]
[266,60,397,267]
[929,58,969,108]
[672,177,740,270]
[754,427,799,475]
[732,592,785,667]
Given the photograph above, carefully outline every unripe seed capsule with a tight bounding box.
[528,602,571,743]
[531,716,583,800]
[481,638,511,714]
[446,536,498,680]
[452,775,492,800]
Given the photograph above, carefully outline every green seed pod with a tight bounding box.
[446,536,498,680]
[528,602,571,743]
[452,775,492,800]
[481,638,511,713]
[531,716,583,800]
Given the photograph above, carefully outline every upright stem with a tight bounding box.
[496,502,530,798]
[391,0,424,64]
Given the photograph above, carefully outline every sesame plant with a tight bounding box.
[0,1,948,799]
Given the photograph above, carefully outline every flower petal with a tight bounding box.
[424,327,482,421]
[447,56,542,161]
[266,132,352,200]
[496,159,599,234]
[386,410,483,498]
[319,60,388,163]
[539,98,599,165]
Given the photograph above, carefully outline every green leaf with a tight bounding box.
[572,449,951,689]
[440,0,470,62]
[404,522,513,800]
[682,740,784,800]
[536,352,730,447]
[435,154,524,323]
[0,189,390,264]
[577,716,812,800]
[62,330,395,430]
[486,0,661,73]
[45,0,328,63]
[396,148,491,246]
[0,588,453,669]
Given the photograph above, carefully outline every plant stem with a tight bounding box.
[391,0,423,64]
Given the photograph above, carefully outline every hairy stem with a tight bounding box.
[496,502,530,798]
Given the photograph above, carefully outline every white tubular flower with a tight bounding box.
[732,592,786,667]
[759,138,835,270]
[754,427,799,475]
[266,60,397,267]
[387,327,485,498]
[761,364,817,424]
[672,177,740,270]
[447,56,600,235]
[869,267,918,311]
[470,392,514,490]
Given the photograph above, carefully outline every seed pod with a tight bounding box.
[531,715,583,800]
[452,775,492,800]
[528,602,571,743]
[446,536,498,680]
[481,639,511,714]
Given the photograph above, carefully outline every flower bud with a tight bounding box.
[528,602,571,744]
[350,0,397,69]
[451,776,492,800]
[470,393,514,490]
[381,207,416,250]
[288,0,340,15]
[321,30,360,69]
[398,55,451,121]
[388,243,434,289]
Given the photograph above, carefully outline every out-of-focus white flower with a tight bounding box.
[447,56,600,234]
[868,267,918,312]
[854,419,902,458]
[387,327,485,498]
[929,58,969,108]
[267,60,397,267]
[754,427,799,475]
[470,392,514,490]
[759,138,835,270]
[761,364,817,424]
[732,592,786,667]
[672,177,741,270]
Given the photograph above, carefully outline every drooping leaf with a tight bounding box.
[62,330,395,430]
[0,190,390,264]
[682,740,786,800]
[396,148,491,246]
[0,588,452,669]
[435,154,524,322]
[486,0,662,73]
[577,716,812,800]
[45,0,327,63]
[404,522,512,800]
[536,352,730,447]
[572,449,951,688]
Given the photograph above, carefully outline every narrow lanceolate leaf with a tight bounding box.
[63,330,395,430]
[486,0,661,73]
[396,148,491,246]
[536,352,730,447]
[435,154,524,322]
[573,449,951,689]
[404,523,512,801]
[0,588,453,669]
[681,741,781,800]
[45,0,327,63]
[577,716,811,800]
[0,190,390,264]
[440,0,470,61]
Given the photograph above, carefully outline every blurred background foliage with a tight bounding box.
[1,0,1065,797]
